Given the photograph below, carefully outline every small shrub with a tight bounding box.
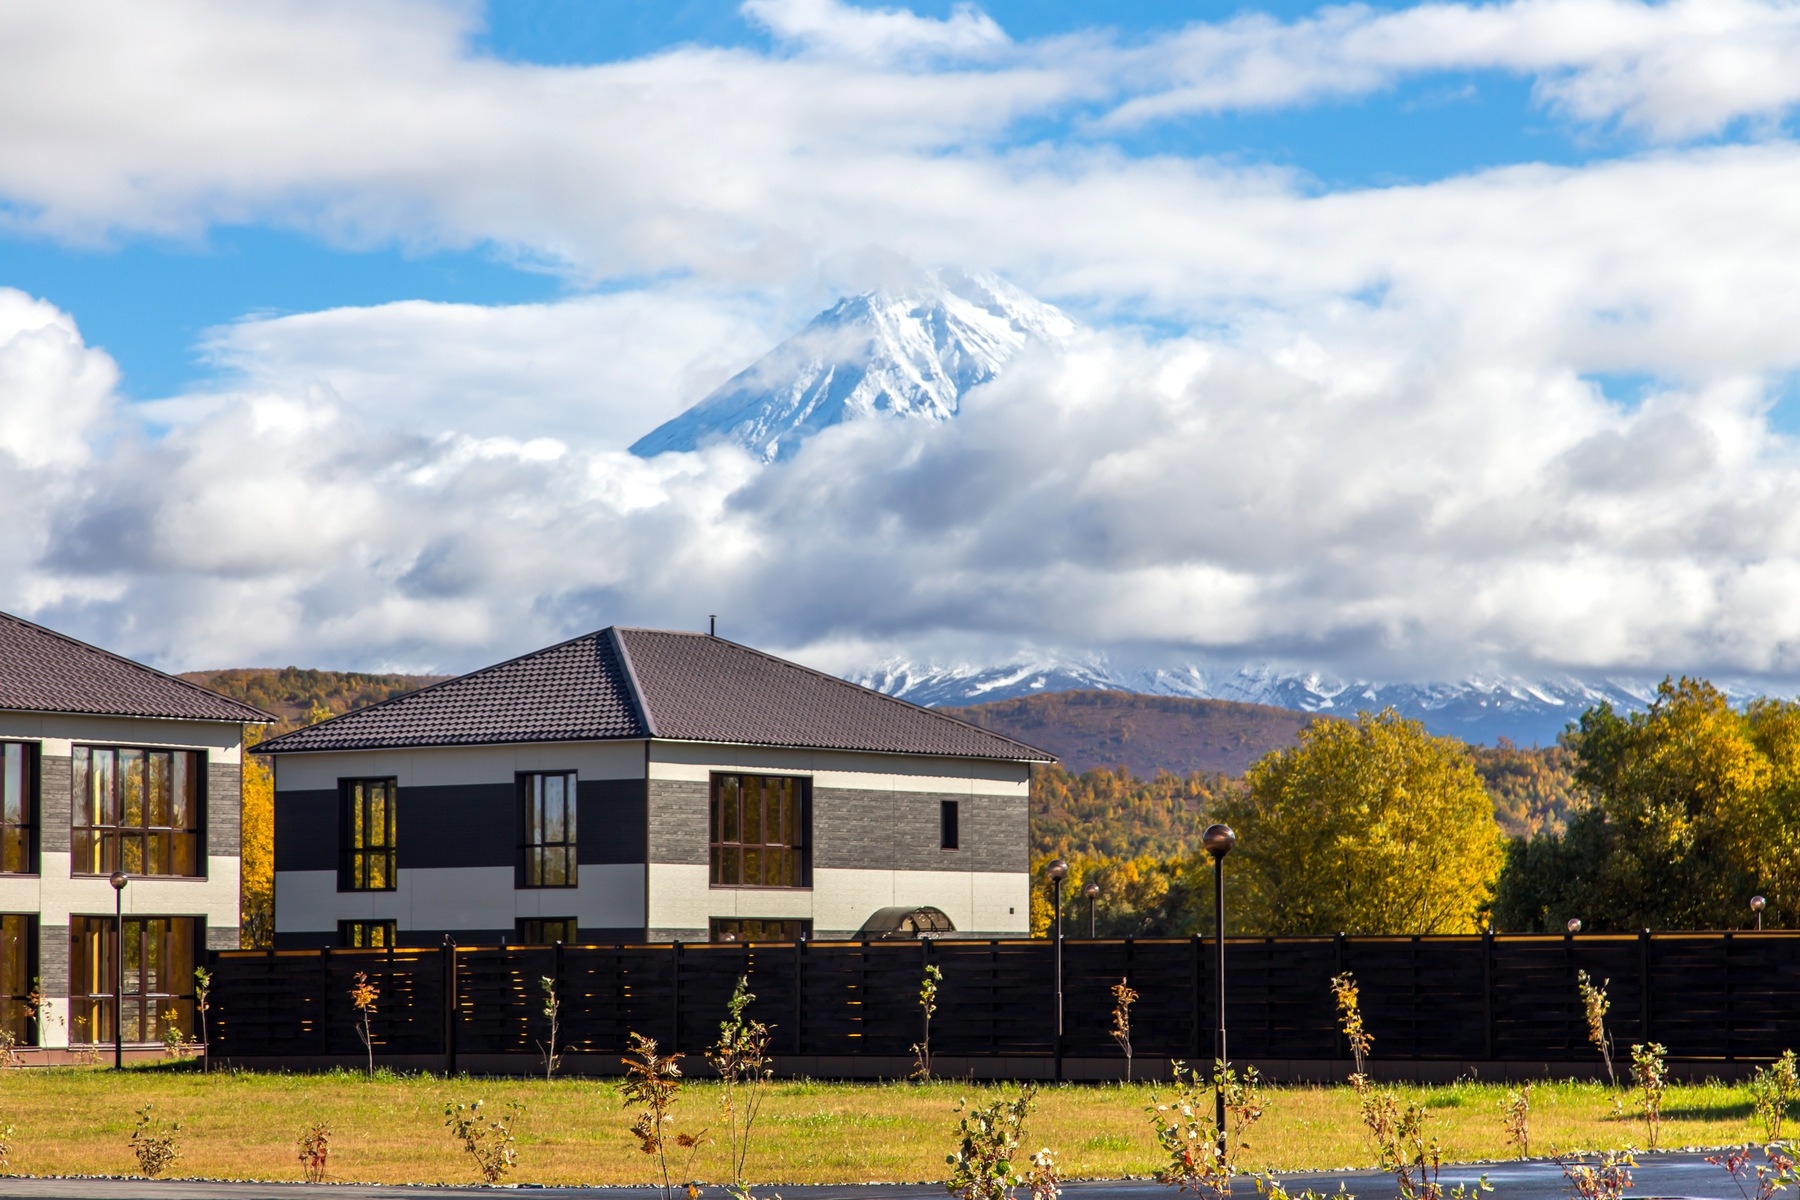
[160,1006,186,1058]
[297,1120,331,1183]
[0,1029,19,1067]
[623,1031,703,1200]
[1554,1148,1635,1200]
[194,968,212,1070]
[1501,1084,1532,1158]
[948,1084,1039,1200]
[1751,1051,1800,1140]
[1631,1043,1668,1150]
[538,975,561,1081]
[912,964,942,1082]
[1577,972,1616,1090]
[707,975,774,1198]
[130,1104,181,1179]
[1707,1143,1798,1200]
[1112,979,1139,1082]
[445,1098,521,1185]
[1356,1083,1489,1200]
[1146,1060,1263,1200]
[0,1120,15,1169]
[348,972,379,1079]
[1330,973,1373,1077]
[1025,1147,1061,1200]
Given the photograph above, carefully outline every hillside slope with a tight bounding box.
[943,689,1319,777]
[181,666,450,735]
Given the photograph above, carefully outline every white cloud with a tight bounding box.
[744,0,1009,62]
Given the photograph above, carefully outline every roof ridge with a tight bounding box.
[624,628,1055,762]
[0,611,274,723]
[254,626,624,752]
[608,627,658,737]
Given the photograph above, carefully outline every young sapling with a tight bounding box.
[349,972,379,1079]
[537,975,561,1081]
[913,964,942,1081]
[1631,1042,1668,1150]
[1577,971,1617,1090]
[707,974,775,1198]
[445,1098,522,1184]
[1111,978,1139,1082]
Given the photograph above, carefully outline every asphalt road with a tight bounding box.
[0,1151,1768,1200]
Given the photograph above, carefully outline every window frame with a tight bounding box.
[708,772,812,890]
[68,914,199,1046]
[709,917,812,943]
[940,799,960,851]
[514,917,578,945]
[0,742,37,876]
[70,744,205,879]
[0,914,36,1046]
[517,771,578,890]
[339,778,399,892]
[338,919,397,948]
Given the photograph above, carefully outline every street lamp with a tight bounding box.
[109,871,128,1070]
[1203,823,1236,1158]
[1567,918,1582,934]
[1046,859,1069,1082]
[1084,881,1100,938]
[1752,895,1767,931]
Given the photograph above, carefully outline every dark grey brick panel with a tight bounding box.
[647,778,709,866]
[207,760,242,858]
[39,753,70,853]
[578,778,648,864]
[38,921,68,994]
[813,788,1025,874]
[400,784,515,869]
[207,921,240,950]
[274,788,338,872]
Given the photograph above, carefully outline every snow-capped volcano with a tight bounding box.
[631,269,1076,461]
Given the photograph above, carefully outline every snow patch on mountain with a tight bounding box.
[630,269,1076,461]
[852,653,1675,746]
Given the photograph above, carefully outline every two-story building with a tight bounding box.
[0,612,270,1052]
[255,627,1052,946]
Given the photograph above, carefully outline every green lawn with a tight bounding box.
[0,1066,1774,1186]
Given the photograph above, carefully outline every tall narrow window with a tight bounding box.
[71,746,201,877]
[0,743,34,874]
[0,915,35,1046]
[940,800,960,851]
[69,915,196,1045]
[338,920,396,948]
[518,772,577,888]
[709,773,810,888]
[340,779,397,891]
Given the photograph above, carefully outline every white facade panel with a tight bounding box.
[274,865,646,933]
[273,741,646,790]
[647,743,1029,797]
[0,712,242,758]
[645,864,1031,938]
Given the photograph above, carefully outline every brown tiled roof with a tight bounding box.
[255,627,1052,762]
[0,611,273,723]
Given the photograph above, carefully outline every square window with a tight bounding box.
[71,746,202,878]
[338,920,396,948]
[709,773,810,889]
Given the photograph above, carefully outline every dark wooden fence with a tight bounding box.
[205,932,1800,1078]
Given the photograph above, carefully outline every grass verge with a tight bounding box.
[0,1065,1771,1186]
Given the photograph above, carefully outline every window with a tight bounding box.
[340,779,397,891]
[71,746,202,877]
[709,773,810,888]
[515,917,578,944]
[339,920,396,948]
[69,916,197,1045]
[710,917,811,943]
[0,915,35,1046]
[0,743,34,874]
[940,800,960,851]
[518,772,577,888]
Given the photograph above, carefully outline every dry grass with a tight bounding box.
[0,1065,1769,1186]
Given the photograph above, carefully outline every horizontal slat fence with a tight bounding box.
[208,932,1800,1075]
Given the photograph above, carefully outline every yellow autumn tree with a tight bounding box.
[1224,708,1504,934]
[239,726,274,947]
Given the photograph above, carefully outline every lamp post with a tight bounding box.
[1084,881,1100,938]
[1567,918,1582,934]
[1203,823,1235,1159]
[109,871,128,1070]
[1752,895,1767,931]
[1047,859,1069,1082]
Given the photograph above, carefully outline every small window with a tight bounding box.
[710,917,812,943]
[0,743,35,875]
[518,772,577,888]
[515,917,578,945]
[340,779,397,891]
[71,745,202,877]
[940,800,960,851]
[710,773,810,888]
[339,920,396,948]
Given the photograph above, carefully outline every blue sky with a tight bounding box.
[6,0,1800,689]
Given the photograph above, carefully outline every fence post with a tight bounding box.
[671,940,683,1052]
[1482,930,1494,1062]
[441,938,457,1077]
